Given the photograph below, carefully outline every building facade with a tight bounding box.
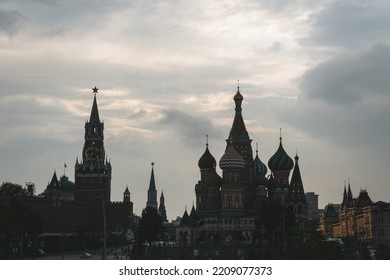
[319,184,390,246]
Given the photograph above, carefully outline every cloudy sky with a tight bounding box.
[1,0,390,220]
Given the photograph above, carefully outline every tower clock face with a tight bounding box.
[85,146,96,161]
[84,143,100,161]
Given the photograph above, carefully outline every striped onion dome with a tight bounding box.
[219,145,245,169]
[254,150,267,176]
[268,138,294,171]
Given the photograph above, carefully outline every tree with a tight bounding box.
[0,182,27,196]
[25,182,36,196]
[138,206,163,243]
[0,182,37,197]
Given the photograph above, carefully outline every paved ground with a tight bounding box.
[30,246,131,260]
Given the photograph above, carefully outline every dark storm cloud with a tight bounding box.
[286,44,390,150]
[159,109,224,147]
[300,44,390,105]
[0,10,23,36]
[304,1,390,48]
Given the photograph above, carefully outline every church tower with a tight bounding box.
[158,191,168,222]
[146,162,158,209]
[227,86,254,181]
[268,131,293,205]
[75,87,112,203]
[286,153,307,215]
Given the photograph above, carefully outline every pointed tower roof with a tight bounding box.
[268,131,294,171]
[346,179,354,207]
[228,86,249,141]
[287,153,306,205]
[290,153,303,187]
[89,87,100,123]
[158,190,167,222]
[47,170,60,190]
[341,182,347,209]
[189,205,198,226]
[180,208,190,226]
[149,162,156,191]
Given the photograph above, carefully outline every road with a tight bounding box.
[31,246,132,260]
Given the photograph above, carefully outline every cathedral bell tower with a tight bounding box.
[75,87,112,203]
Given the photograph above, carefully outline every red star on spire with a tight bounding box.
[92,86,99,93]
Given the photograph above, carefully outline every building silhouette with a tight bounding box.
[0,87,133,247]
[177,87,308,245]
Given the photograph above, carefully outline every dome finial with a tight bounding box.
[256,142,259,156]
[237,79,240,91]
[206,134,209,147]
[280,128,282,143]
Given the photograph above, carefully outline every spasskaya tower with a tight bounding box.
[74,87,112,203]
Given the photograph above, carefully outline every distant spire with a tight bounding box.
[206,134,209,147]
[89,87,100,123]
[146,162,157,208]
[149,162,156,190]
[256,142,259,156]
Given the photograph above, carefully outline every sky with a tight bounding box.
[1,0,390,220]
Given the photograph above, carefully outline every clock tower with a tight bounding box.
[75,87,112,203]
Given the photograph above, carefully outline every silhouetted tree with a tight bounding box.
[25,182,36,196]
[0,182,27,196]
[0,182,37,197]
[138,206,163,243]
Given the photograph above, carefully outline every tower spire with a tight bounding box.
[89,87,100,123]
[146,162,157,209]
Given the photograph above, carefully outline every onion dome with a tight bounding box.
[219,144,245,169]
[254,144,267,176]
[205,171,223,186]
[198,144,216,169]
[234,88,243,102]
[268,136,293,171]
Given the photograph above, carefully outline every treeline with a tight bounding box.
[0,182,36,197]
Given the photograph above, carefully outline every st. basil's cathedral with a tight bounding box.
[176,86,307,245]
